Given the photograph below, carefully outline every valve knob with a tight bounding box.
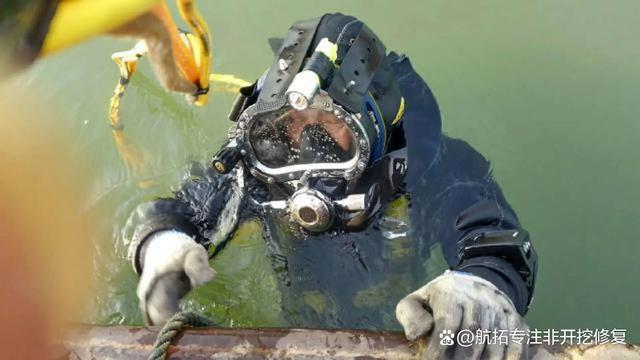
[212,145,242,174]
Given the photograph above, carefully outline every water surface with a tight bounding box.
[5,0,639,342]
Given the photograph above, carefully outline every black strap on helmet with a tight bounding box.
[228,82,258,122]
[255,17,324,114]
[326,24,386,114]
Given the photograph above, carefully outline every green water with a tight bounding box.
[4,0,639,342]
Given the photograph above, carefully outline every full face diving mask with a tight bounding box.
[212,14,405,232]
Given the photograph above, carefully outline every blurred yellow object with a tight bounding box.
[46,1,208,98]
[10,0,216,104]
[42,0,160,55]
[2,0,250,174]
[105,37,250,180]
[108,40,248,173]
[0,86,95,359]
[177,0,211,106]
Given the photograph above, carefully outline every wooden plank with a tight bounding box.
[60,325,640,359]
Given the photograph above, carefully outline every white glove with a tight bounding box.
[396,270,528,360]
[137,230,215,325]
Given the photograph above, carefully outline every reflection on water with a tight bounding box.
[379,216,409,240]
[5,0,640,341]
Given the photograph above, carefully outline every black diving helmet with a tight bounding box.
[212,14,405,232]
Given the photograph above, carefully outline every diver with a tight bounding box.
[128,14,538,359]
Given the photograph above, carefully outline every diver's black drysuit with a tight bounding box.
[128,52,537,330]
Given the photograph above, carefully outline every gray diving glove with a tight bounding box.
[396,270,528,360]
[137,230,215,325]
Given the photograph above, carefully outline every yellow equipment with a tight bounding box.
[42,0,160,55]
[106,1,250,171]
[2,0,250,172]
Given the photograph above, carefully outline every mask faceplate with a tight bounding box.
[236,92,371,186]
[249,107,356,167]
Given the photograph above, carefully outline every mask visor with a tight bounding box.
[248,107,358,168]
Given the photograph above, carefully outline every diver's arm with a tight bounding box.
[452,205,535,316]
[397,137,536,358]
[127,195,216,325]
[389,52,535,312]
[442,140,536,315]
[128,165,245,272]
[388,52,536,358]
[136,229,214,325]
[127,164,245,324]
[128,197,207,276]
[409,137,537,314]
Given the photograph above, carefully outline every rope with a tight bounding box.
[148,311,216,360]
[109,43,147,173]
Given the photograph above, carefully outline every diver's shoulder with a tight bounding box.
[387,52,418,79]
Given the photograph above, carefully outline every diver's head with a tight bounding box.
[214,14,405,232]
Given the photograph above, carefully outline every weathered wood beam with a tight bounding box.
[60,325,640,359]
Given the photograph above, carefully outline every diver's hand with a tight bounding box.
[396,270,528,360]
[137,230,215,325]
